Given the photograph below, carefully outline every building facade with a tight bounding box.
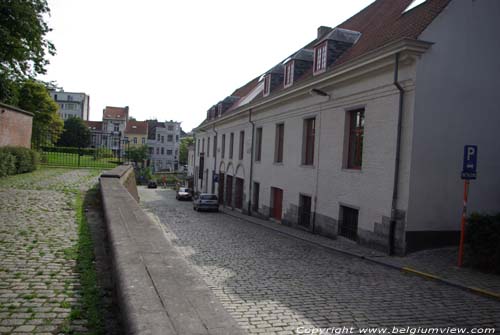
[193,0,500,254]
[124,121,148,148]
[147,120,181,172]
[49,90,90,121]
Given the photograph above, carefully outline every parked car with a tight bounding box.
[193,193,219,212]
[176,187,192,201]
[147,180,157,189]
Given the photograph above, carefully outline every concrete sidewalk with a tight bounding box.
[221,208,500,301]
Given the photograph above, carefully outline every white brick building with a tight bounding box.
[147,120,181,172]
[193,0,500,254]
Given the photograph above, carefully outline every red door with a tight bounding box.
[225,175,233,207]
[271,187,283,221]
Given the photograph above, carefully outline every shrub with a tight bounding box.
[465,212,500,274]
[0,147,39,175]
[0,151,16,177]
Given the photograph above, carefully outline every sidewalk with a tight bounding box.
[221,208,500,301]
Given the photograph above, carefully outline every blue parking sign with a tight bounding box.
[461,145,477,180]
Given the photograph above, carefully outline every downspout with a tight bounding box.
[212,125,218,194]
[248,109,255,215]
[390,52,405,256]
[312,105,322,233]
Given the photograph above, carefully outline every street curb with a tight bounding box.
[221,210,500,302]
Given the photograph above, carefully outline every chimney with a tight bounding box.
[317,26,332,39]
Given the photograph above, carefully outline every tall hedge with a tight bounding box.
[466,213,500,274]
[0,147,39,177]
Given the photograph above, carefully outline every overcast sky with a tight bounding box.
[41,0,374,131]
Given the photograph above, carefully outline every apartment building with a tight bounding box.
[193,0,500,254]
[49,90,90,120]
[147,120,181,172]
[124,121,148,147]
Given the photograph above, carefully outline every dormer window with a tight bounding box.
[313,42,328,75]
[217,104,223,117]
[263,74,271,97]
[284,61,294,88]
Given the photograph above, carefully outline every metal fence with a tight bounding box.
[33,130,129,169]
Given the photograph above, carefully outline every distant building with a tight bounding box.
[147,120,181,172]
[124,121,148,147]
[0,103,33,148]
[50,91,89,120]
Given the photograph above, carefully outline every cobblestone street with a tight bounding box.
[0,168,101,334]
[141,188,500,335]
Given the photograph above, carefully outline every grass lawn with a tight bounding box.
[41,151,119,169]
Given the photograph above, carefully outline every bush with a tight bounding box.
[0,151,16,177]
[466,212,500,274]
[0,146,39,176]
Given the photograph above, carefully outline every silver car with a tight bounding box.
[193,193,219,212]
[176,187,192,201]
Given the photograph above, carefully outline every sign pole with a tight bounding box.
[458,180,470,267]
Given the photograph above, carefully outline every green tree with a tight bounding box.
[179,137,194,165]
[126,145,149,166]
[17,80,63,146]
[57,117,91,148]
[0,0,56,103]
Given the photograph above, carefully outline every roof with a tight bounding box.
[125,121,148,135]
[103,106,128,120]
[197,0,452,129]
[84,121,102,131]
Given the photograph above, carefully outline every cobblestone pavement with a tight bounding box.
[140,188,500,335]
[0,168,100,334]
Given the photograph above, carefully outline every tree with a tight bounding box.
[126,145,149,166]
[179,137,194,165]
[57,117,91,148]
[0,0,56,103]
[17,80,63,146]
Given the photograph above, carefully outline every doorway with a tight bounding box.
[270,187,283,221]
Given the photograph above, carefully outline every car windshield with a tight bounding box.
[200,194,217,200]
[179,188,190,192]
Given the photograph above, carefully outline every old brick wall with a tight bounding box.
[0,104,33,148]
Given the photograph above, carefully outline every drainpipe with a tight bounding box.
[312,106,323,233]
[212,125,218,194]
[390,52,405,256]
[248,109,255,215]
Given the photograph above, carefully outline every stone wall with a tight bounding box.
[0,103,33,148]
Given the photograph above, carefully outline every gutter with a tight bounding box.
[389,52,404,256]
[212,126,218,194]
[248,110,255,215]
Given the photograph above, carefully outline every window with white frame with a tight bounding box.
[284,61,294,88]
[313,42,328,74]
[263,74,271,97]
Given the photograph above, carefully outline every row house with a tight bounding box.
[193,0,500,254]
[49,90,90,121]
[124,121,148,147]
[147,120,181,172]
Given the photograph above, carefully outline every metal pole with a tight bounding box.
[458,180,470,267]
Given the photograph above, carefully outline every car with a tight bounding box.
[176,187,192,201]
[193,193,219,212]
[147,180,157,189]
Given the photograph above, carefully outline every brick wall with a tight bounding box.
[0,103,33,148]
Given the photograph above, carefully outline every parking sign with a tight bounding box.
[461,145,477,180]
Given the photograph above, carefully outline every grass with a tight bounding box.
[41,151,119,169]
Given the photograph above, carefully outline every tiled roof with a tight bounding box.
[198,0,452,128]
[103,106,128,120]
[125,121,148,135]
[84,121,102,131]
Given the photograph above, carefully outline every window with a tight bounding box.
[298,195,312,227]
[207,137,210,157]
[255,127,262,162]
[238,131,244,160]
[197,139,200,154]
[156,148,159,155]
[252,182,260,212]
[274,123,284,163]
[133,137,138,144]
[176,135,179,142]
[142,138,146,144]
[161,136,164,143]
[167,125,174,131]
[284,61,294,88]
[263,74,271,97]
[167,135,173,142]
[347,109,365,169]
[149,147,154,155]
[114,123,119,132]
[302,118,316,165]
[167,149,172,155]
[157,134,161,141]
[229,133,234,159]
[161,147,164,155]
[221,134,226,158]
[313,42,328,74]
[213,135,217,157]
[202,138,205,153]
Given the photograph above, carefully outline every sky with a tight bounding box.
[41,0,374,132]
